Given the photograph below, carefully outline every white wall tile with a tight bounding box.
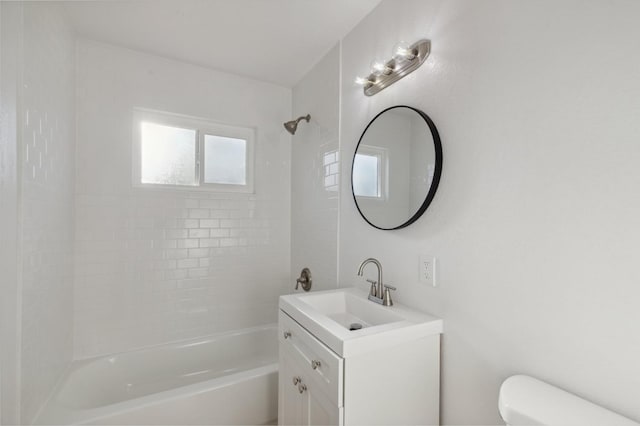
[291,45,341,292]
[73,40,292,359]
[17,3,76,423]
[0,3,23,423]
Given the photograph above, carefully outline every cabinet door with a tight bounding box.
[302,380,342,426]
[279,350,303,426]
[279,310,344,407]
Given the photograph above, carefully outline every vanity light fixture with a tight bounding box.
[354,39,431,96]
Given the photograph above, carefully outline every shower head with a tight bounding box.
[284,114,311,135]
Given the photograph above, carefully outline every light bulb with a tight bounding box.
[354,76,374,86]
[370,59,387,76]
[393,41,416,60]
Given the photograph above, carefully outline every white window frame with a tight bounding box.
[132,108,255,193]
[354,145,388,200]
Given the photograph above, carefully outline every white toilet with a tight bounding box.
[499,375,639,426]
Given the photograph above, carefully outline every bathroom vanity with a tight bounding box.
[278,288,442,426]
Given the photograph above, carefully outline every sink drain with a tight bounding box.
[349,323,363,331]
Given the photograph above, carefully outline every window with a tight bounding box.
[204,135,246,185]
[133,109,254,192]
[353,146,386,198]
[140,122,197,186]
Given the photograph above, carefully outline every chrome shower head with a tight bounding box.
[284,114,311,135]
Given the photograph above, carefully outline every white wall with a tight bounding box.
[336,0,640,423]
[291,45,341,292]
[0,3,77,424]
[74,40,292,358]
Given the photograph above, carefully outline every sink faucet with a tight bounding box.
[357,258,395,306]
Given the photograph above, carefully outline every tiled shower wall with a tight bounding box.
[19,3,76,423]
[74,40,292,359]
[290,45,341,291]
[0,4,22,423]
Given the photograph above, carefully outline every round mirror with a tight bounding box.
[351,106,442,230]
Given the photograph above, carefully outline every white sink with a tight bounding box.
[279,287,442,357]
[297,290,404,330]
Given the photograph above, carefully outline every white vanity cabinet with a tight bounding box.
[279,348,342,426]
[278,291,442,426]
[278,310,343,426]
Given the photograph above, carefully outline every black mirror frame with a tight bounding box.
[351,105,443,231]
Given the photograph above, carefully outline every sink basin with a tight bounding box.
[279,287,442,357]
[296,290,403,330]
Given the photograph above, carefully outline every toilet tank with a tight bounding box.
[499,375,638,426]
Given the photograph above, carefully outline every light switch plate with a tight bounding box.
[419,255,436,287]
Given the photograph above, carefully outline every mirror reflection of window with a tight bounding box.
[353,152,381,198]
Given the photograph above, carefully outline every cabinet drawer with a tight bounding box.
[279,310,343,407]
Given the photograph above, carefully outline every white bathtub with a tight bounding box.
[37,325,278,425]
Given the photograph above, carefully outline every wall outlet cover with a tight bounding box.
[419,255,436,287]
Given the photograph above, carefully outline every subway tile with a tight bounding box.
[164,249,188,259]
[199,199,221,209]
[188,229,209,239]
[164,269,189,280]
[199,219,220,228]
[177,258,199,269]
[161,240,178,249]
[220,238,238,247]
[209,229,230,238]
[209,210,231,219]
[177,219,199,229]
[198,239,220,248]
[188,268,209,278]
[165,229,188,239]
[220,219,242,228]
[188,209,210,219]
[177,239,199,249]
[188,248,210,258]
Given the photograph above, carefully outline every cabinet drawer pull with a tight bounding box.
[283,331,292,339]
[298,383,307,394]
[311,360,321,370]
[292,376,301,385]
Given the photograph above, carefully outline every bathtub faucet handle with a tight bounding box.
[293,376,301,385]
[283,331,292,339]
[295,268,312,292]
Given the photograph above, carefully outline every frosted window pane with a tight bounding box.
[140,122,196,185]
[204,135,246,185]
[353,153,379,197]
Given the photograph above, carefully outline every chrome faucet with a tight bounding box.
[357,258,395,306]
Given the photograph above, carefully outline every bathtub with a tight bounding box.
[37,325,278,425]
